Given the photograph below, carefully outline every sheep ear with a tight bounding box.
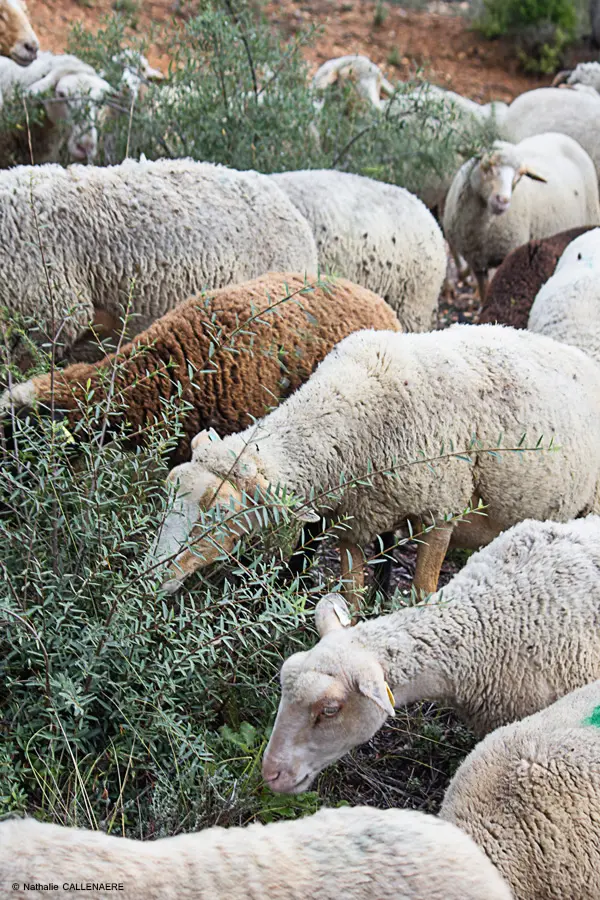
[358,669,396,717]
[145,65,165,82]
[191,429,220,452]
[315,593,352,637]
[520,166,547,183]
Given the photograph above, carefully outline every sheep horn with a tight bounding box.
[552,69,572,86]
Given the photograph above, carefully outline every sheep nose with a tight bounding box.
[12,37,39,65]
[22,40,39,56]
[261,760,281,784]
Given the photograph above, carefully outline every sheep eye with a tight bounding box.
[321,705,340,718]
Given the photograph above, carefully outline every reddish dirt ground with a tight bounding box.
[26,0,597,101]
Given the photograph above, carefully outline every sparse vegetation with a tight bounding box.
[474,0,578,73]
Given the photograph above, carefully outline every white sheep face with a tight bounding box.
[474,156,521,216]
[47,72,112,162]
[262,595,395,794]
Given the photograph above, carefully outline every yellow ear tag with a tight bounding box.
[385,682,395,707]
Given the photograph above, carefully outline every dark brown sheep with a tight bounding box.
[479,226,594,329]
[2,272,400,465]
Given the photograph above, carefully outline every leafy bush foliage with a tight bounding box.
[474,0,577,74]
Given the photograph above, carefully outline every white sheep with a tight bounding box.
[528,227,600,363]
[441,679,600,900]
[0,157,318,363]
[270,169,447,330]
[0,51,113,162]
[0,0,38,66]
[151,324,600,603]
[501,86,600,183]
[442,133,600,298]
[311,54,395,110]
[261,516,600,794]
[0,808,514,900]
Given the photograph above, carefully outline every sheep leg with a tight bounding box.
[413,521,454,596]
[475,271,489,305]
[370,531,396,600]
[339,540,364,616]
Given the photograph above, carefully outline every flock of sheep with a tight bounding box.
[2,2,600,898]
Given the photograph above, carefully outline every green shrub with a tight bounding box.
[475,0,577,73]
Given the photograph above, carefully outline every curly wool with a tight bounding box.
[479,226,593,328]
[441,679,600,900]
[0,158,318,361]
[183,324,600,549]
[502,87,600,180]
[528,227,600,363]
[0,807,513,900]
[1,273,400,465]
[270,169,447,331]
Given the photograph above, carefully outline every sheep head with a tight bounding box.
[152,430,318,593]
[50,72,113,162]
[473,143,547,216]
[262,593,397,794]
[0,0,38,66]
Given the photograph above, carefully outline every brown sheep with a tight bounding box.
[1,273,400,465]
[0,0,38,65]
[479,226,594,329]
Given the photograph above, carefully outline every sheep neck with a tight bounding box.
[349,595,472,711]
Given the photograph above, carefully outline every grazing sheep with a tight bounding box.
[0,0,38,66]
[552,60,600,92]
[0,808,514,900]
[261,516,600,794]
[443,133,600,299]
[479,226,593,328]
[270,170,447,330]
[311,54,395,110]
[501,87,600,183]
[441,679,600,900]
[528,227,600,362]
[0,158,318,365]
[0,273,401,465]
[0,52,113,164]
[151,324,600,602]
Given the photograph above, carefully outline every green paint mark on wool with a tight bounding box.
[583,705,600,727]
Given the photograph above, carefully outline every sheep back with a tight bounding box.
[0,159,318,360]
[194,324,600,547]
[0,807,513,899]
[502,87,600,179]
[7,273,400,465]
[480,226,594,328]
[441,679,600,900]
[270,169,446,331]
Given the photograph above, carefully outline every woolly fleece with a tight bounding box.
[0,808,513,900]
[270,169,446,331]
[1,273,400,465]
[167,324,600,555]
[0,158,318,360]
[479,226,593,328]
[502,87,600,181]
[441,679,600,899]
[528,227,600,363]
